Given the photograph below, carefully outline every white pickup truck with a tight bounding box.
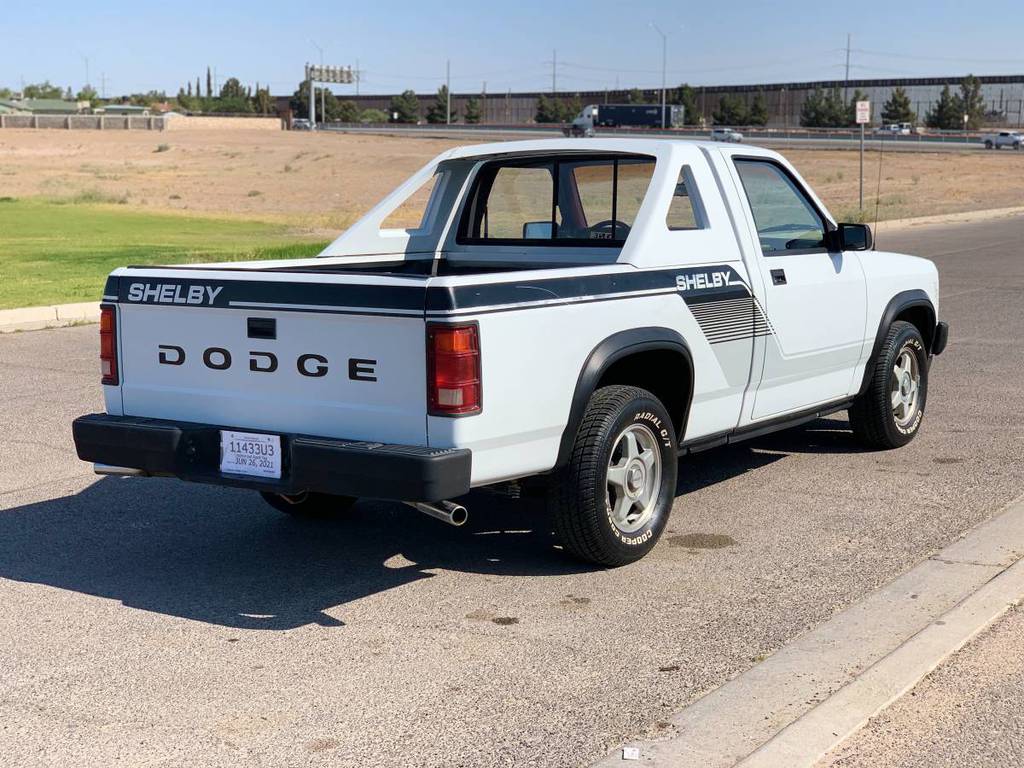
[73,138,949,566]
[982,131,1022,150]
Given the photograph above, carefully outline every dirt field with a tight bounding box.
[2,128,1023,229]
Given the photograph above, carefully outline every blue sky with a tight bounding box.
[2,0,1022,96]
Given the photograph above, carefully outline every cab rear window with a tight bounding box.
[456,155,655,247]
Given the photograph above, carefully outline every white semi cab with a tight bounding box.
[74,139,949,566]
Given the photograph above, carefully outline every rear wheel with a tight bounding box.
[551,385,677,567]
[849,321,928,449]
[260,491,357,518]
[985,140,993,149]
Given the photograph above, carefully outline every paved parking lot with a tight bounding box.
[1,214,1022,767]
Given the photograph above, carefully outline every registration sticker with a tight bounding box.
[219,430,282,480]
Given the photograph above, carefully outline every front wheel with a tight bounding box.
[551,385,678,566]
[985,140,993,149]
[849,321,929,449]
[260,491,357,518]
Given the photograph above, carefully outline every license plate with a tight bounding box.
[219,430,282,480]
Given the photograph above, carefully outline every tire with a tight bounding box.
[259,491,357,518]
[985,140,993,149]
[849,321,929,449]
[551,385,678,567]
[1015,143,1021,151]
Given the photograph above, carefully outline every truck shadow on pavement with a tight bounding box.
[0,419,863,631]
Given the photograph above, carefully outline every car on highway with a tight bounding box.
[875,123,913,136]
[73,138,948,567]
[982,130,1022,150]
[291,118,313,131]
[710,127,743,142]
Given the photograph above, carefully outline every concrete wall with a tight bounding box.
[163,115,284,132]
[0,114,166,130]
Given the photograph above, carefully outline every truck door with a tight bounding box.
[729,157,867,419]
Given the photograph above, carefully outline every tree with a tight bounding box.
[881,86,916,125]
[625,88,645,104]
[957,74,985,130]
[219,77,246,100]
[669,84,700,125]
[845,88,869,126]
[535,94,560,123]
[252,86,273,115]
[23,81,66,99]
[335,100,359,122]
[358,108,389,124]
[206,67,212,98]
[925,85,960,129]
[196,77,202,99]
[713,94,748,125]
[76,85,99,105]
[562,94,583,121]
[800,87,847,127]
[748,91,769,126]
[389,90,420,123]
[426,85,456,123]
[186,81,192,97]
[463,96,481,124]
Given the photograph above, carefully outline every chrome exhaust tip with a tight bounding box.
[404,500,468,527]
[94,463,148,477]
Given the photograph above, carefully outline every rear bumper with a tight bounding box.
[72,414,472,503]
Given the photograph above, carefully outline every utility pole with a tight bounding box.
[311,41,324,122]
[446,59,451,126]
[482,80,487,124]
[82,54,90,90]
[650,22,668,129]
[552,49,557,94]
[355,58,360,96]
[100,73,106,99]
[844,33,851,102]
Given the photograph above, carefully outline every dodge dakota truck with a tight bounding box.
[73,138,949,566]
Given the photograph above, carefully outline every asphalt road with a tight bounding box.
[322,124,1019,154]
[1,214,1023,767]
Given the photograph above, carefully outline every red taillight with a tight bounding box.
[99,304,118,385]
[427,323,481,416]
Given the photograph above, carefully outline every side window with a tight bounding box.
[613,159,656,231]
[483,165,554,239]
[734,160,826,253]
[381,170,444,232]
[666,167,701,230]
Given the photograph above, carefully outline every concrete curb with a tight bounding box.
[594,493,1024,767]
[0,302,99,333]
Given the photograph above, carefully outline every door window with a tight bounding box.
[734,160,827,253]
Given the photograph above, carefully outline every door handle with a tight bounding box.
[770,268,787,286]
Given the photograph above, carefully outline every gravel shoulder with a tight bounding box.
[820,605,1024,768]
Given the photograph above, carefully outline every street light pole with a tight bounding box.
[650,23,667,129]
[311,40,324,125]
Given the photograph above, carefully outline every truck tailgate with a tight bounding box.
[110,270,429,445]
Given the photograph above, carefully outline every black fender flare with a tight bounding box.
[553,327,694,470]
[858,289,936,396]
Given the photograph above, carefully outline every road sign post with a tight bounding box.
[305,63,355,127]
[856,100,870,210]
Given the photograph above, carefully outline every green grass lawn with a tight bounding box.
[0,198,329,309]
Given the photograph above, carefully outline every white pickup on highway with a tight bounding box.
[73,139,949,566]
[982,130,1022,150]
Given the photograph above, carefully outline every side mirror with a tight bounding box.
[522,221,553,239]
[834,223,873,251]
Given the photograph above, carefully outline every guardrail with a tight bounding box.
[319,121,996,146]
